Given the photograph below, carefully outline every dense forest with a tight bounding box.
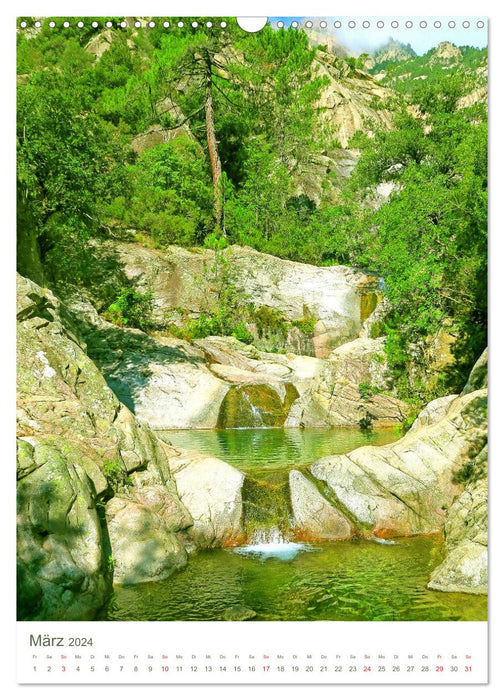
[16,18,488,404]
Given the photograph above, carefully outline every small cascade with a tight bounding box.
[236,473,313,560]
[217,384,286,428]
[242,391,264,427]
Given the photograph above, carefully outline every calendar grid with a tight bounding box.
[17,621,488,684]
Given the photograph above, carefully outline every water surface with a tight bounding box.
[157,426,399,478]
[101,536,487,621]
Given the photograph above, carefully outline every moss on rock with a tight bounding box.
[217,384,287,428]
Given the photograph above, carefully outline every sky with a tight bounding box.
[269,16,488,56]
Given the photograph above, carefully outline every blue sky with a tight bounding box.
[269,17,488,56]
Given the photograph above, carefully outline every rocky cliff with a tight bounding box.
[16,274,245,618]
[86,241,380,357]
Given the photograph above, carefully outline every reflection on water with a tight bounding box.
[157,426,399,477]
[100,536,487,622]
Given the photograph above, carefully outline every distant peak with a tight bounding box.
[373,38,416,63]
[432,41,462,60]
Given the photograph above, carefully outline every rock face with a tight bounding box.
[16,437,109,621]
[77,310,326,429]
[286,337,407,428]
[310,387,487,539]
[432,41,462,62]
[427,350,488,595]
[312,50,395,149]
[104,443,193,585]
[83,321,230,430]
[428,448,488,595]
[374,38,417,64]
[409,395,458,433]
[462,348,488,395]
[289,470,354,541]
[165,446,245,548]
[16,274,193,618]
[101,242,379,356]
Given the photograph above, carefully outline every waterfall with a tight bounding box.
[234,525,312,560]
[241,391,264,427]
[235,476,313,560]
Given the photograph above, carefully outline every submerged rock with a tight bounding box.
[223,605,257,621]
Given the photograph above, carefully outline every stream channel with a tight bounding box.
[99,428,487,621]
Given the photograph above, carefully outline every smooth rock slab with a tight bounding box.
[311,389,487,538]
[428,446,488,594]
[167,447,245,547]
[106,495,189,585]
[427,542,487,595]
[289,470,353,541]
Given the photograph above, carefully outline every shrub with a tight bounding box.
[103,287,153,330]
[358,411,375,430]
[291,316,316,336]
[102,459,125,492]
[253,306,287,338]
[358,381,380,400]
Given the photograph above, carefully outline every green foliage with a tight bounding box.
[452,461,475,485]
[252,306,286,337]
[174,313,253,344]
[104,288,153,330]
[291,316,316,336]
[358,382,380,400]
[400,407,421,433]
[170,251,253,343]
[116,138,213,245]
[16,24,487,402]
[102,459,126,491]
[203,228,229,251]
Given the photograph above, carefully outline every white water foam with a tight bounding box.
[233,527,314,561]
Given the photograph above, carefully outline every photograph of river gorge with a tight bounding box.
[16,17,487,623]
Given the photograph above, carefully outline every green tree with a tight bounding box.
[17,70,129,281]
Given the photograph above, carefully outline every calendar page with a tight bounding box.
[14,4,490,688]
